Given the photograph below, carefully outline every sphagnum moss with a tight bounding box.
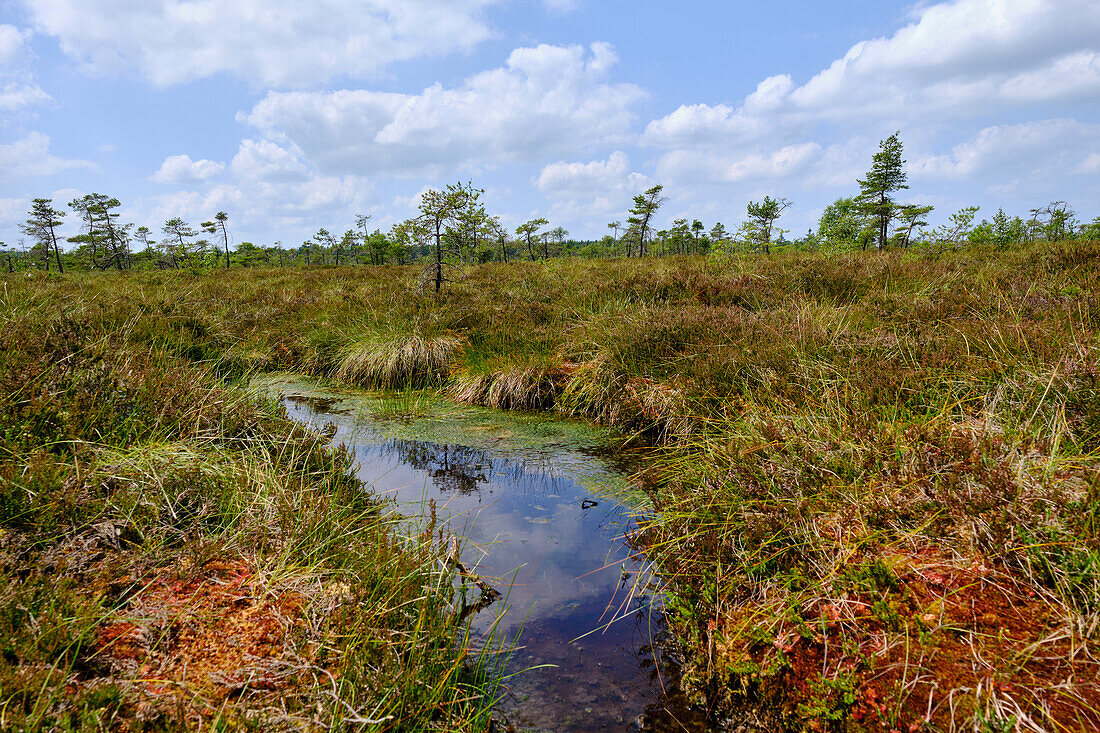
[3,240,1100,730]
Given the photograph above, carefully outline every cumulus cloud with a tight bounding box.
[656,143,822,187]
[150,154,225,184]
[140,172,376,245]
[0,24,51,112]
[536,151,644,194]
[635,0,1100,225]
[230,139,309,181]
[1080,153,1100,175]
[535,151,649,219]
[911,119,1100,181]
[23,0,501,87]
[0,196,26,223]
[647,0,1100,152]
[0,132,94,182]
[787,0,1100,117]
[242,43,644,177]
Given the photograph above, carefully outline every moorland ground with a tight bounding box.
[3,242,1099,731]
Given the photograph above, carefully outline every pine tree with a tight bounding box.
[856,132,908,251]
[201,211,231,268]
[745,196,792,254]
[22,198,66,273]
[626,184,665,257]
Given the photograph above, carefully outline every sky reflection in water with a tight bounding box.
[273,380,702,732]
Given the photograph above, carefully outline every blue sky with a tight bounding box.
[1,0,1098,248]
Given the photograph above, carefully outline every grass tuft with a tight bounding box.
[336,331,463,389]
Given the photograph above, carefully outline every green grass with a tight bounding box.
[3,241,1100,729]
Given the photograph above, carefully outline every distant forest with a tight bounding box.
[7,133,1100,276]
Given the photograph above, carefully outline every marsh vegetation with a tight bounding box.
[2,236,1099,730]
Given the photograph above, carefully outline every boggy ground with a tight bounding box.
[0,303,502,729]
[3,241,1099,730]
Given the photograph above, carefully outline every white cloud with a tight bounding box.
[0,132,94,181]
[147,186,243,229]
[0,24,51,112]
[391,185,432,213]
[642,0,1100,158]
[0,197,26,225]
[0,24,26,66]
[23,0,500,87]
[150,154,225,184]
[999,51,1100,104]
[139,172,376,246]
[536,151,644,194]
[786,0,1100,116]
[635,0,1100,228]
[242,43,645,177]
[656,142,822,186]
[1080,153,1100,174]
[911,119,1100,181]
[230,139,308,181]
[535,151,649,219]
[542,0,578,12]
[642,103,763,149]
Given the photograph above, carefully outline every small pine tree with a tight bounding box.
[856,132,908,251]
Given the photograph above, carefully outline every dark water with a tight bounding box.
[270,379,705,732]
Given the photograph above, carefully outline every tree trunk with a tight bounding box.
[49,225,64,274]
[434,221,443,292]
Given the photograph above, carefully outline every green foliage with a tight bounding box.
[856,131,909,251]
[1083,216,1100,241]
[745,196,792,254]
[818,196,873,253]
[625,184,665,257]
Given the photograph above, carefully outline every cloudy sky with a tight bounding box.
[1,0,1098,247]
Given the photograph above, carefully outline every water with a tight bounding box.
[261,376,705,732]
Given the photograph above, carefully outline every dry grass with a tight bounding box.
[449,359,559,411]
[559,354,695,442]
[336,332,463,389]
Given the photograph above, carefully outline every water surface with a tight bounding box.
[261,376,703,732]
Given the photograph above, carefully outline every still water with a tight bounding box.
[262,376,703,732]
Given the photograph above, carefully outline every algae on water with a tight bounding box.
[252,372,649,505]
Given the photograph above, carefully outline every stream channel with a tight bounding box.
[260,375,704,732]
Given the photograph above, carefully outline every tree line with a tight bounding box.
[5,133,1099,275]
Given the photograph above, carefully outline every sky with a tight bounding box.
[1,0,1099,248]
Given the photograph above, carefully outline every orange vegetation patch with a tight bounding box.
[715,548,1100,730]
[95,559,308,705]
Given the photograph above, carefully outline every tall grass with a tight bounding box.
[337,331,463,389]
